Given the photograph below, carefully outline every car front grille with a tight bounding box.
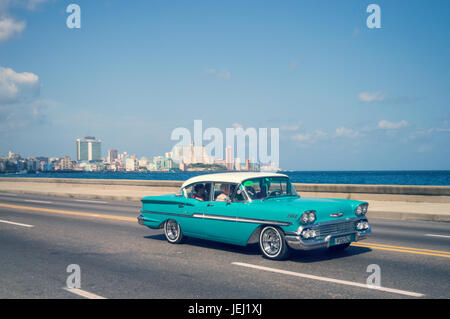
[312,220,357,237]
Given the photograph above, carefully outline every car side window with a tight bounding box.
[213,183,236,202]
[231,184,248,202]
[183,182,211,201]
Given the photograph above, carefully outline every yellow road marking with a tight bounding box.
[351,243,450,258]
[352,242,450,255]
[0,203,136,222]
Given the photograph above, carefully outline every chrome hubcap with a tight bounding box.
[262,228,281,255]
[166,220,179,240]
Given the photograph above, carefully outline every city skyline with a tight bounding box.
[0,132,271,173]
[0,1,449,170]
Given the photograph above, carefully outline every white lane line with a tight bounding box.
[63,287,107,299]
[0,193,18,196]
[24,199,52,204]
[425,234,450,239]
[0,219,34,228]
[232,262,424,298]
[74,199,108,204]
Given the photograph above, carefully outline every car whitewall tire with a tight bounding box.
[164,219,184,244]
[259,226,290,260]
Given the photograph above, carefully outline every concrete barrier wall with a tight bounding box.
[1,177,450,203]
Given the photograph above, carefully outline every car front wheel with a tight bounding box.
[259,226,290,260]
[164,219,184,244]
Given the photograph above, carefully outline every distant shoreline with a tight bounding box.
[1,170,449,186]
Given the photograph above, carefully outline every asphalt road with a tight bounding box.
[0,192,449,299]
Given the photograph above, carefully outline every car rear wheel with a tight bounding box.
[164,219,184,244]
[259,226,290,260]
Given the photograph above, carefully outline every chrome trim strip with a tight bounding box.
[141,210,292,226]
[193,213,291,226]
[141,200,194,206]
[141,210,195,218]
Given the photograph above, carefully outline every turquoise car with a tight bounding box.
[137,172,371,260]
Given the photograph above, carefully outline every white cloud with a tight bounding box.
[358,91,386,103]
[0,66,45,132]
[280,122,301,131]
[335,126,359,138]
[0,66,39,103]
[0,0,50,43]
[0,16,25,42]
[205,68,231,80]
[25,0,49,10]
[291,130,327,144]
[378,120,408,130]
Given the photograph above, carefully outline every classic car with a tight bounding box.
[137,172,371,260]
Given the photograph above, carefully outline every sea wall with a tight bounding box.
[0,177,449,203]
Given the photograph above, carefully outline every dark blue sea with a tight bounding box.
[1,171,450,186]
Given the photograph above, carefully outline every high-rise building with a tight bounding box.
[125,157,137,171]
[60,156,73,170]
[172,142,213,165]
[234,158,241,171]
[107,149,118,163]
[225,146,233,170]
[76,136,102,162]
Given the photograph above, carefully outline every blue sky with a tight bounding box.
[0,0,449,170]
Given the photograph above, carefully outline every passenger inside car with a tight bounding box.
[192,183,206,201]
[215,184,231,202]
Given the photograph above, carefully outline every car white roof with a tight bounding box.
[181,172,289,188]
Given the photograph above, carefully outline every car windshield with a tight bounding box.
[242,177,299,200]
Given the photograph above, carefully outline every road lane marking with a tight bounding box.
[0,203,136,222]
[232,262,424,298]
[0,193,17,196]
[24,199,52,204]
[425,234,450,239]
[63,288,106,299]
[74,199,108,204]
[351,242,450,258]
[352,242,450,254]
[0,218,34,228]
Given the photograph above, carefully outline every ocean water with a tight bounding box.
[2,170,450,186]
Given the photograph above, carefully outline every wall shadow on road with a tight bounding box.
[143,233,372,262]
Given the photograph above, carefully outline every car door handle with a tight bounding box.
[178,203,185,208]
[207,203,214,207]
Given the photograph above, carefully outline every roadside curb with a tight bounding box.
[368,211,450,222]
[1,189,449,223]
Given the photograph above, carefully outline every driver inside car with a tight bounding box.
[256,180,269,199]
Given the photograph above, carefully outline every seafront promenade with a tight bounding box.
[0,177,449,222]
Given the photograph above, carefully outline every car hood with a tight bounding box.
[252,196,365,221]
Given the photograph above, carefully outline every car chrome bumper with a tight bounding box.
[285,227,371,251]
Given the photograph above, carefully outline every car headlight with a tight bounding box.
[356,220,370,231]
[301,210,316,224]
[301,229,317,239]
[355,203,368,216]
